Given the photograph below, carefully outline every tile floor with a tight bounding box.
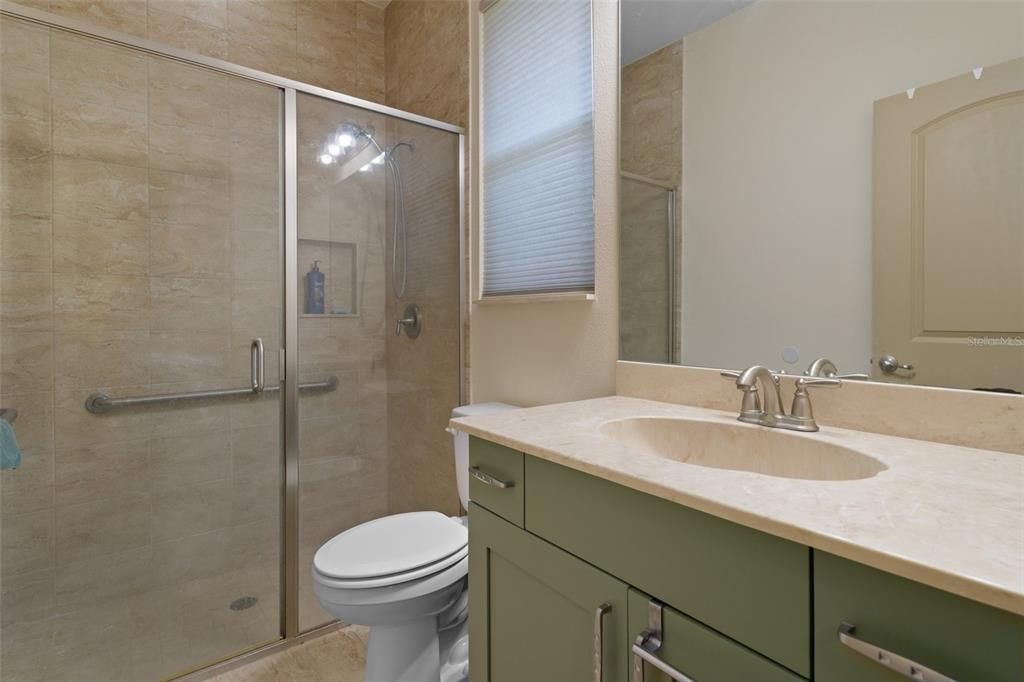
[206,625,368,682]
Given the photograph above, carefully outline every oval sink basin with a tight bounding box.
[600,417,887,481]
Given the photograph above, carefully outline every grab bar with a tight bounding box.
[84,375,338,414]
[0,408,17,423]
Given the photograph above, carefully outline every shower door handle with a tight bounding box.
[250,338,265,393]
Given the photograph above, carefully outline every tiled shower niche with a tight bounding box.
[299,239,359,318]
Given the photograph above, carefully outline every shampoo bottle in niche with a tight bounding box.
[305,260,325,314]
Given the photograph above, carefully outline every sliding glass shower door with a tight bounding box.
[0,15,284,679]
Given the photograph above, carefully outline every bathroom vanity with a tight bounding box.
[455,398,1024,682]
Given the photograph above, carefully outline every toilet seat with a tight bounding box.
[313,511,468,589]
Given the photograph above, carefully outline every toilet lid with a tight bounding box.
[313,511,468,579]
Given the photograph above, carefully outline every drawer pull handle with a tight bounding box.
[593,602,611,682]
[838,623,957,682]
[469,466,514,489]
[632,600,697,682]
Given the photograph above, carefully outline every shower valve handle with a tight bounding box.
[395,304,422,339]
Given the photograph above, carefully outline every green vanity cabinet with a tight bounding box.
[627,589,805,682]
[469,503,630,682]
[814,551,1024,682]
[467,436,1023,682]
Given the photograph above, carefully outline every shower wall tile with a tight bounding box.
[54,492,152,564]
[52,273,150,330]
[150,222,232,279]
[148,277,232,331]
[51,96,149,168]
[0,568,55,626]
[53,214,150,275]
[50,34,148,113]
[0,332,54,394]
[1,211,52,273]
[149,169,231,227]
[54,545,154,613]
[0,157,52,215]
[0,509,54,576]
[149,121,233,176]
[151,479,232,542]
[150,430,231,488]
[148,59,233,129]
[47,0,148,34]
[1,446,55,516]
[227,0,298,77]
[54,437,151,506]
[146,6,229,59]
[53,157,149,222]
[1,272,53,331]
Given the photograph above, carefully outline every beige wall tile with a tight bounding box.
[149,330,231,384]
[51,95,148,167]
[149,121,232,176]
[149,168,231,227]
[1,509,53,576]
[54,545,153,614]
[0,392,53,455]
[1,447,55,516]
[50,33,147,113]
[148,58,233,129]
[47,0,148,34]
[227,0,298,77]
[0,568,54,626]
[151,479,232,542]
[53,273,150,330]
[146,7,228,60]
[148,277,231,331]
[53,330,150,389]
[230,424,280,474]
[1,332,53,394]
[231,229,281,282]
[53,156,149,222]
[53,214,149,275]
[151,526,233,586]
[230,468,280,525]
[1,156,52,215]
[1,114,50,160]
[1,211,52,273]
[150,222,232,278]
[55,493,151,564]
[150,430,231,488]
[54,437,151,507]
[1,272,53,332]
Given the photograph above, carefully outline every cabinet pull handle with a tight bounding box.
[632,600,697,682]
[838,623,957,682]
[593,602,611,682]
[469,466,514,489]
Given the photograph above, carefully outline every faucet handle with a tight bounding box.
[790,377,841,424]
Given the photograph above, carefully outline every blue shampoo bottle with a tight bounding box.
[305,260,325,314]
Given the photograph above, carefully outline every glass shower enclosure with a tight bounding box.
[0,6,463,680]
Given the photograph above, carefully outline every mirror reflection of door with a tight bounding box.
[873,57,1024,392]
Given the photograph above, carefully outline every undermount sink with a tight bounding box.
[600,416,887,481]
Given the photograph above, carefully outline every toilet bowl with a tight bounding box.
[311,402,518,682]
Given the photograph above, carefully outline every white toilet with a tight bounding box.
[312,402,518,682]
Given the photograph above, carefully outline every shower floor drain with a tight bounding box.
[230,596,258,611]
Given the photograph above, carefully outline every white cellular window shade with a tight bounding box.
[482,0,595,296]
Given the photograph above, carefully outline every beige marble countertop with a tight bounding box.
[452,396,1024,616]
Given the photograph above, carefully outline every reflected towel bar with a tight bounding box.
[84,376,338,414]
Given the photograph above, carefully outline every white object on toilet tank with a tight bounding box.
[449,402,519,509]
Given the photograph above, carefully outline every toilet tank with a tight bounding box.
[450,402,519,510]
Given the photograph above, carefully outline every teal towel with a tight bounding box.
[1,419,21,470]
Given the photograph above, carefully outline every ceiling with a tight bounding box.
[620,0,756,65]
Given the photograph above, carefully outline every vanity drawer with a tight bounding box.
[469,437,524,527]
[814,550,1024,682]
[628,589,804,682]
[525,455,811,677]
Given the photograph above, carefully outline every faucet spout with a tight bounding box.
[735,365,784,425]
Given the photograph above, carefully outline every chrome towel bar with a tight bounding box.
[84,376,338,414]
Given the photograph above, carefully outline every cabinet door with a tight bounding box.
[469,503,629,682]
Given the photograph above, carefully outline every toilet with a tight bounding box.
[312,402,518,682]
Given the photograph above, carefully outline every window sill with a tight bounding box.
[474,291,596,305]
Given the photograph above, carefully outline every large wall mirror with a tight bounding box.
[618,0,1023,393]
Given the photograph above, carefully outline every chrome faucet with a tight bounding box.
[722,366,841,432]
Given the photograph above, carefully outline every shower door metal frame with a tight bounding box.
[0,0,467,672]
[619,171,679,364]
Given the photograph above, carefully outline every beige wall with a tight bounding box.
[7,0,387,102]
[468,0,620,407]
[385,0,469,127]
[680,0,1024,373]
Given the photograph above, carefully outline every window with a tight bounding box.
[481,0,595,296]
